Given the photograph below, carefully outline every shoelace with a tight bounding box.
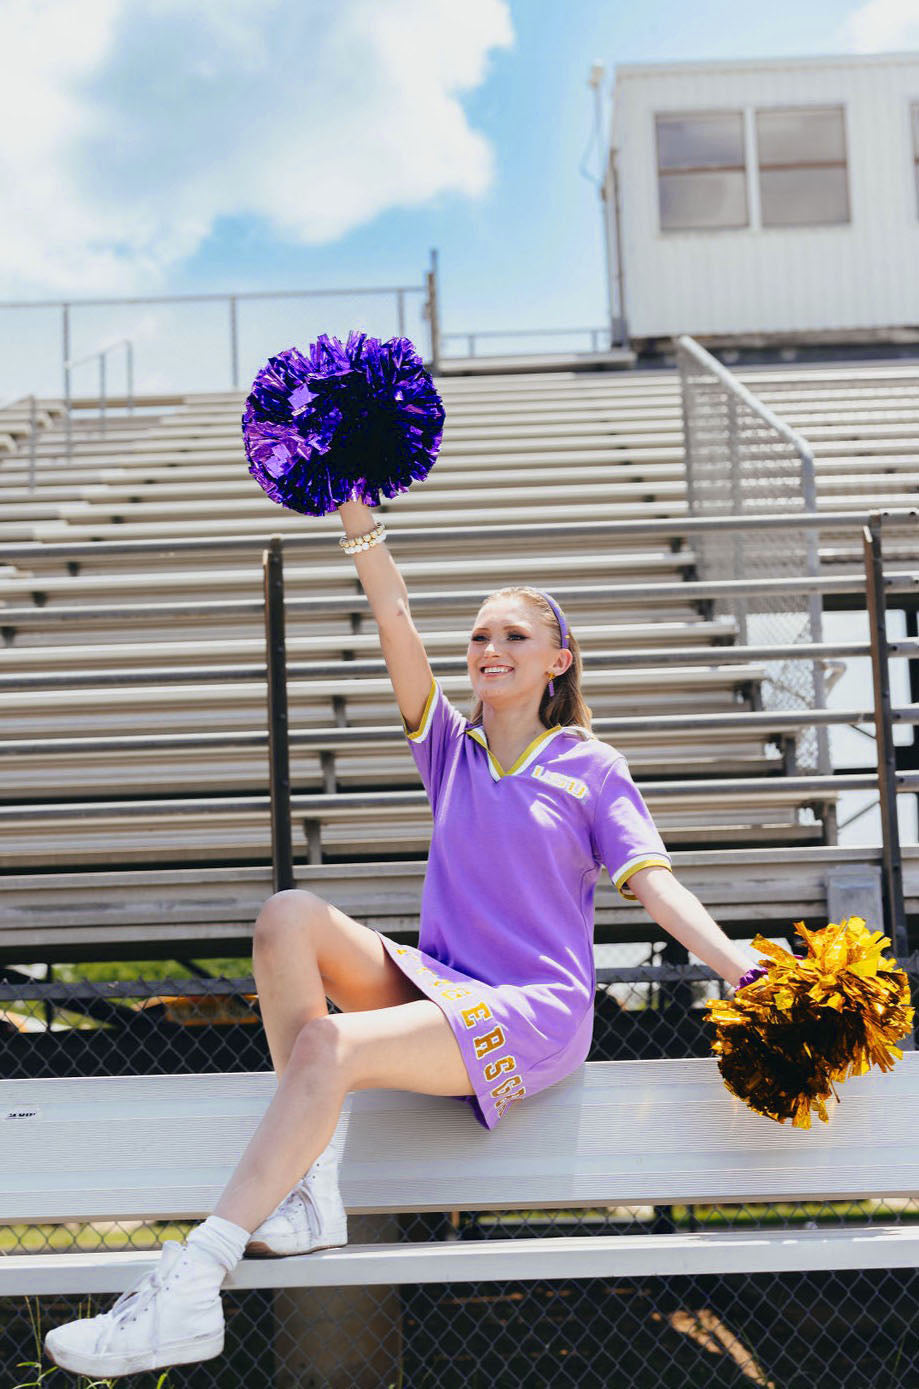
[94,1241,184,1355]
[284,1177,321,1240]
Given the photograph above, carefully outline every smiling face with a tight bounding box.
[467,594,570,715]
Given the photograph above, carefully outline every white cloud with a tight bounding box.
[839,0,919,52]
[0,0,513,296]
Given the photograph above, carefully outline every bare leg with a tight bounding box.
[213,998,473,1231]
[251,889,425,1076]
[212,890,473,1231]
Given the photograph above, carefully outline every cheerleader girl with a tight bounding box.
[45,497,760,1377]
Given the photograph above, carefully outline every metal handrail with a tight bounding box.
[63,337,134,466]
[0,251,439,438]
[1,505,916,564]
[264,513,915,945]
[3,706,919,761]
[677,335,818,464]
[2,573,917,630]
[677,333,830,775]
[3,638,918,694]
[0,393,38,492]
[3,775,918,823]
[7,954,919,1002]
[442,326,612,357]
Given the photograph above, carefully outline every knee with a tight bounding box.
[287,1015,348,1086]
[253,889,327,952]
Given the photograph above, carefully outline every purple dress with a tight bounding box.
[380,680,672,1128]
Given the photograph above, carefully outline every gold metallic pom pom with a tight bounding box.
[703,916,914,1128]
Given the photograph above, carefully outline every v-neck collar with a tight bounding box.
[464,723,567,782]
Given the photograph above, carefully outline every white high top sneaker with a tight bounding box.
[246,1144,347,1257]
[44,1240,225,1378]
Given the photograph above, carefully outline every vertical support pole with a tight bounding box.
[229,295,240,391]
[396,289,405,338]
[99,353,106,436]
[907,607,919,835]
[62,302,72,466]
[726,392,748,645]
[800,443,831,776]
[426,248,440,373]
[126,341,134,415]
[264,537,294,893]
[28,395,37,495]
[863,516,909,963]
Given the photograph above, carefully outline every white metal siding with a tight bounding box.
[609,54,919,338]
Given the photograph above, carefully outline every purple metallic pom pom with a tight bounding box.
[241,331,445,517]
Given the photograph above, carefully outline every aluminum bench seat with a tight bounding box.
[2,1057,917,1297]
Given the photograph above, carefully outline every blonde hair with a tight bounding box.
[467,585,593,731]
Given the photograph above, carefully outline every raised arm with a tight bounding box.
[337,499,434,733]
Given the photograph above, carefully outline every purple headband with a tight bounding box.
[534,590,569,697]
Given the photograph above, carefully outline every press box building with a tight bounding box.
[604,51,919,352]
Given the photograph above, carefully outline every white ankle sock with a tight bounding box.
[186,1214,250,1273]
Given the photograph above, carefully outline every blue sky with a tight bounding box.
[3,0,919,396]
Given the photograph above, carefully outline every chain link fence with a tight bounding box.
[2,957,917,1388]
[677,336,831,778]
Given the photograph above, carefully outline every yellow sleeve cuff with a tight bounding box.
[613,855,673,901]
[403,678,438,742]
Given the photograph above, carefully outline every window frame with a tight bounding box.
[754,102,851,228]
[654,108,749,234]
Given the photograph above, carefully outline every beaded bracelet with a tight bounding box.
[339,520,386,556]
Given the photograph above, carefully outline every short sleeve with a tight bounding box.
[592,755,672,901]
[403,679,468,807]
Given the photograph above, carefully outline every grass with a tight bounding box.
[4,957,254,1028]
[12,1294,176,1389]
[1,1223,194,1255]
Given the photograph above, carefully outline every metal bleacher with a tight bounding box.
[1,356,918,964]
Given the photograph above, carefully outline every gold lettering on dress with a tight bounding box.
[490,1074,523,1099]
[531,764,587,799]
[461,1001,492,1029]
[473,1025,505,1059]
[483,1056,516,1082]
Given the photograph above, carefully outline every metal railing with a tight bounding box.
[0,252,439,413]
[677,333,831,778]
[441,325,616,357]
[258,512,915,952]
[63,336,134,465]
[0,393,38,492]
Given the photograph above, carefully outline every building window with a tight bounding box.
[912,104,919,214]
[756,106,850,226]
[655,112,748,231]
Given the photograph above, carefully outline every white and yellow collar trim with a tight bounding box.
[464,723,567,781]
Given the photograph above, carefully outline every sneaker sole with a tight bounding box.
[245,1227,348,1259]
[44,1326,224,1377]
